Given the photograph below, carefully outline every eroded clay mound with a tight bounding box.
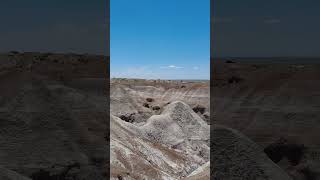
[110,115,195,179]
[110,101,210,179]
[141,101,210,164]
[183,162,210,180]
[212,125,292,180]
[110,81,210,124]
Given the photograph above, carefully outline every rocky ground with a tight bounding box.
[110,79,210,179]
[111,79,210,125]
[0,52,108,180]
[2,52,318,179]
[213,59,320,180]
[110,77,296,180]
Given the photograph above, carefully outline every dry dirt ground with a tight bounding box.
[0,52,108,180]
[111,79,210,125]
[110,79,210,179]
[3,52,318,179]
[110,78,294,179]
[213,59,320,180]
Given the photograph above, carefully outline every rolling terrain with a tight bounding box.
[0,52,108,180]
[110,78,293,179]
[110,79,210,179]
[213,59,320,180]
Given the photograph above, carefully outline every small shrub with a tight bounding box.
[119,113,135,123]
[192,105,206,114]
[152,106,160,111]
[146,98,154,102]
[143,103,150,108]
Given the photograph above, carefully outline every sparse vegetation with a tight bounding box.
[110,77,210,179]
[119,113,135,123]
[192,105,206,114]
[152,106,160,111]
[146,98,154,102]
[143,103,150,108]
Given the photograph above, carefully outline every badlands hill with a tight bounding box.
[213,59,320,180]
[111,79,210,125]
[0,52,108,179]
[110,79,210,179]
[111,101,210,179]
[111,78,296,179]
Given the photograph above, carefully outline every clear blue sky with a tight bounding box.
[111,0,210,80]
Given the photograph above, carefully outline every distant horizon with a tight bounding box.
[111,77,210,81]
[0,50,108,56]
[4,50,320,59]
[213,56,320,64]
[214,56,320,59]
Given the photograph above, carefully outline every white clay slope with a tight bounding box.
[110,101,210,179]
[141,101,210,164]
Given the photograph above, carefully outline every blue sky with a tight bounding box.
[110,0,210,80]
